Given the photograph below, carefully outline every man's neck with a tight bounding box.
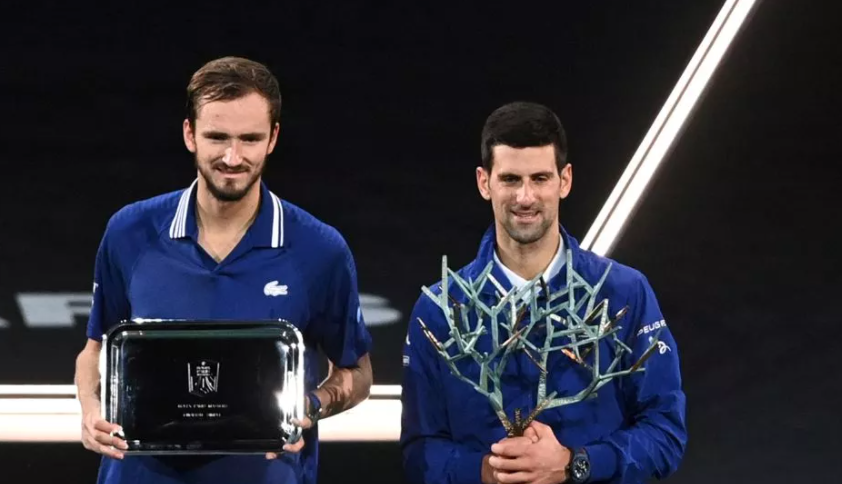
[495,223,561,281]
[195,179,261,236]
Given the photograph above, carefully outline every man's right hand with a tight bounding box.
[81,408,128,459]
[483,428,540,483]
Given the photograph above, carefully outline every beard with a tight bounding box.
[500,209,554,245]
[195,154,265,202]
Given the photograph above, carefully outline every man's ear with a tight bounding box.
[559,163,572,199]
[477,167,492,200]
[183,119,197,153]
[267,122,280,154]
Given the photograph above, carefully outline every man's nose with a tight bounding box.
[221,141,244,165]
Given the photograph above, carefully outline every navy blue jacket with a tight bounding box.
[401,226,686,483]
[87,181,372,484]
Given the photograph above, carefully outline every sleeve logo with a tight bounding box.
[636,319,667,337]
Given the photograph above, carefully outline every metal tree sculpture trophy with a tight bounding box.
[417,251,662,437]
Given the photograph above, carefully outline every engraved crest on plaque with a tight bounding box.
[188,360,220,396]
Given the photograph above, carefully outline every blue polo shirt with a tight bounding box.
[87,180,372,484]
[401,226,686,484]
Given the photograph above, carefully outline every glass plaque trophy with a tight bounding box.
[100,319,305,454]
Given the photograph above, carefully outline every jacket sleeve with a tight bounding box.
[86,218,131,341]
[584,274,688,483]
[400,296,487,484]
[311,237,372,368]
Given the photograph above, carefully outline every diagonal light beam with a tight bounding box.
[581,0,761,256]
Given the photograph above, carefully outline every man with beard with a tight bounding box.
[74,57,373,484]
[400,102,686,484]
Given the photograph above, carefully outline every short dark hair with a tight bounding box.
[480,101,568,172]
[186,56,281,127]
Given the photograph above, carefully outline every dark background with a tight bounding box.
[1,0,840,482]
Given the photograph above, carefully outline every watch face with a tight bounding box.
[572,456,590,481]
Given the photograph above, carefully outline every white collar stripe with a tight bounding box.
[169,189,188,238]
[169,180,197,239]
[270,191,284,248]
[174,192,187,237]
[176,180,196,237]
[278,194,284,247]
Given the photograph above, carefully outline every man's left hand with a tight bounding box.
[265,416,314,458]
[488,420,572,484]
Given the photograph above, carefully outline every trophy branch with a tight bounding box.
[417,251,663,437]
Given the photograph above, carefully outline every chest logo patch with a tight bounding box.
[264,280,289,297]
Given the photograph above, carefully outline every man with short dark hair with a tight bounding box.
[401,101,686,484]
[74,56,373,484]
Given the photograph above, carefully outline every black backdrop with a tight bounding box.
[1,0,840,482]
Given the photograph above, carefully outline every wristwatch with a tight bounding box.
[305,391,323,425]
[566,448,591,483]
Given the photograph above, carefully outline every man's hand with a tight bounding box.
[265,416,314,459]
[482,454,498,484]
[266,353,372,460]
[77,339,126,459]
[81,405,127,460]
[488,421,572,484]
